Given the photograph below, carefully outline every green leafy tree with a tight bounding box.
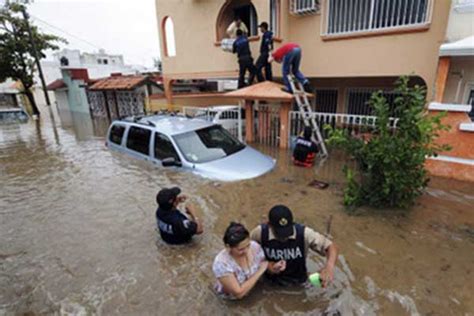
[0,1,65,115]
[327,76,451,209]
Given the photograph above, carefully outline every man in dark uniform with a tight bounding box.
[255,22,273,82]
[293,126,318,167]
[233,29,257,88]
[251,205,337,286]
[155,187,203,245]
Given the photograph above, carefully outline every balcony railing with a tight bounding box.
[322,0,433,36]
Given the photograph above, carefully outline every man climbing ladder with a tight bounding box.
[287,75,328,158]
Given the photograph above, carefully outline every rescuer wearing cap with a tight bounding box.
[250,205,338,286]
[155,187,203,245]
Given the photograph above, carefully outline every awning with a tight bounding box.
[439,36,474,57]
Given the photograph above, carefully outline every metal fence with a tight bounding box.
[346,87,403,116]
[314,88,339,113]
[324,0,432,35]
[182,106,243,141]
[253,103,281,147]
[290,111,398,140]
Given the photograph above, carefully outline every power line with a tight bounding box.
[29,14,103,50]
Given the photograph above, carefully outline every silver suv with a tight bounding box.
[105,115,275,181]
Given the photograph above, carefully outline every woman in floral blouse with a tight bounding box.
[212,222,268,299]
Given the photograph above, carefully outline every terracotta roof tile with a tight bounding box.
[224,81,294,101]
[89,75,147,91]
[46,79,66,90]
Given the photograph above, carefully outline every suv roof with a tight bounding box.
[118,114,215,136]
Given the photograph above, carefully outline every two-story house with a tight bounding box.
[156,0,451,115]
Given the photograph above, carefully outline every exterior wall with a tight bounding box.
[149,95,239,111]
[54,90,73,125]
[156,0,269,77]
[61,69,91,114]
[445,0,474,42]
[156,0,451,100]
[426,109,474,182]
[443,57,474,104]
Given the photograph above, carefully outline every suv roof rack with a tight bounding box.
[121,115,156,128]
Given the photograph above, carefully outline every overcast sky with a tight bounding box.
[27,0,161,67]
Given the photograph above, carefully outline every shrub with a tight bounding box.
[327,76,450,209]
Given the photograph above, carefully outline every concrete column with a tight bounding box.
[434,57,451,103]
[245,99,254,143]
[279,101,291,149]
[163,77,174,111]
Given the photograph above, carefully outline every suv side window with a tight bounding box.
[155,132,180,161]
[109,124,126,145]
[126,126,151,155]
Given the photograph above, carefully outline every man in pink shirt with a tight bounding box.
[268,43,311,93]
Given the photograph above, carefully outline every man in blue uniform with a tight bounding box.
[251,205,338,286]
[255,22,273,82]
[233,29,257,88]
[156,187,203,245]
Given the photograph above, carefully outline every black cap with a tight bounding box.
[258,22,269,29]
[269,205,294,239]
[156,187,181,210]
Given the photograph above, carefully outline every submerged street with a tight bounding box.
[1,110,473,315]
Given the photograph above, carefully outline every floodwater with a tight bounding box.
[1,107,473,316]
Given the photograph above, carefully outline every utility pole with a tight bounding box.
[21,6,51,106]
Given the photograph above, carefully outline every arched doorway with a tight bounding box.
[216,0,258,41]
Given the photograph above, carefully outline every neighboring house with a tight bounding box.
[435,0,474,120]
[425,0,474,182]
[36,48,150,107]
[87,74,163,120]
[156,0,451,114]
[0,79,23,109]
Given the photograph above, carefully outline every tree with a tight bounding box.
[0,1,65,115]
[327,76,451,209]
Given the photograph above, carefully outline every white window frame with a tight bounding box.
[270,0,280,36]
[290,0,320,16]
[321,0,434,37]
[463,82,474,121]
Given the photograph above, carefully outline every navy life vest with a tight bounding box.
[261,223,307,284]
[292,137,317,167]
[156,207,197,245]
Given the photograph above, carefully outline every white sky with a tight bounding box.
[28,0,161,67]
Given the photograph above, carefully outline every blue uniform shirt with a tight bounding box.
[233,35,252,61]
[260,30,274,54]
[156,207,198,245]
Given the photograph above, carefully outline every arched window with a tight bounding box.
[216,1,258,41]
[162,16,176,57]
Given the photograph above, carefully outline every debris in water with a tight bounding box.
[308,179,329,190]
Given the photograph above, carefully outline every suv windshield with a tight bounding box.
[173,125,245,163]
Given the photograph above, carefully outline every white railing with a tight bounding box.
[182,106,243,141]
[289,111,398,140]
[323,0,433,35]
[290,0,320,16]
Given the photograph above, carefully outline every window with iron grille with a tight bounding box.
[324,0,431,35]
[346,88,402,116]
[467,89,474,121]
[290,0,320,16]
[314,89,338,113]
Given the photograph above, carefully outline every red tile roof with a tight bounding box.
[46,79,66,91]
[224,81,313,101]
[89,75,148,91]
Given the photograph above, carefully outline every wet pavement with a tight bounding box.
[1,107,473,315]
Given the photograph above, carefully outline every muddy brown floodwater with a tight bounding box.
[1,108,473,316]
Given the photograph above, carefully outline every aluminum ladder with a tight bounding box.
[287,75,328,157]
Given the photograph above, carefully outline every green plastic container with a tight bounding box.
[308,272,321,287]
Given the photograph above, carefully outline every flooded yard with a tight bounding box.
[1,109,473,315]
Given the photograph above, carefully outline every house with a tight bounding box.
[155,0,451,114]
[87,73,163,120]
[425,0,474,182]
